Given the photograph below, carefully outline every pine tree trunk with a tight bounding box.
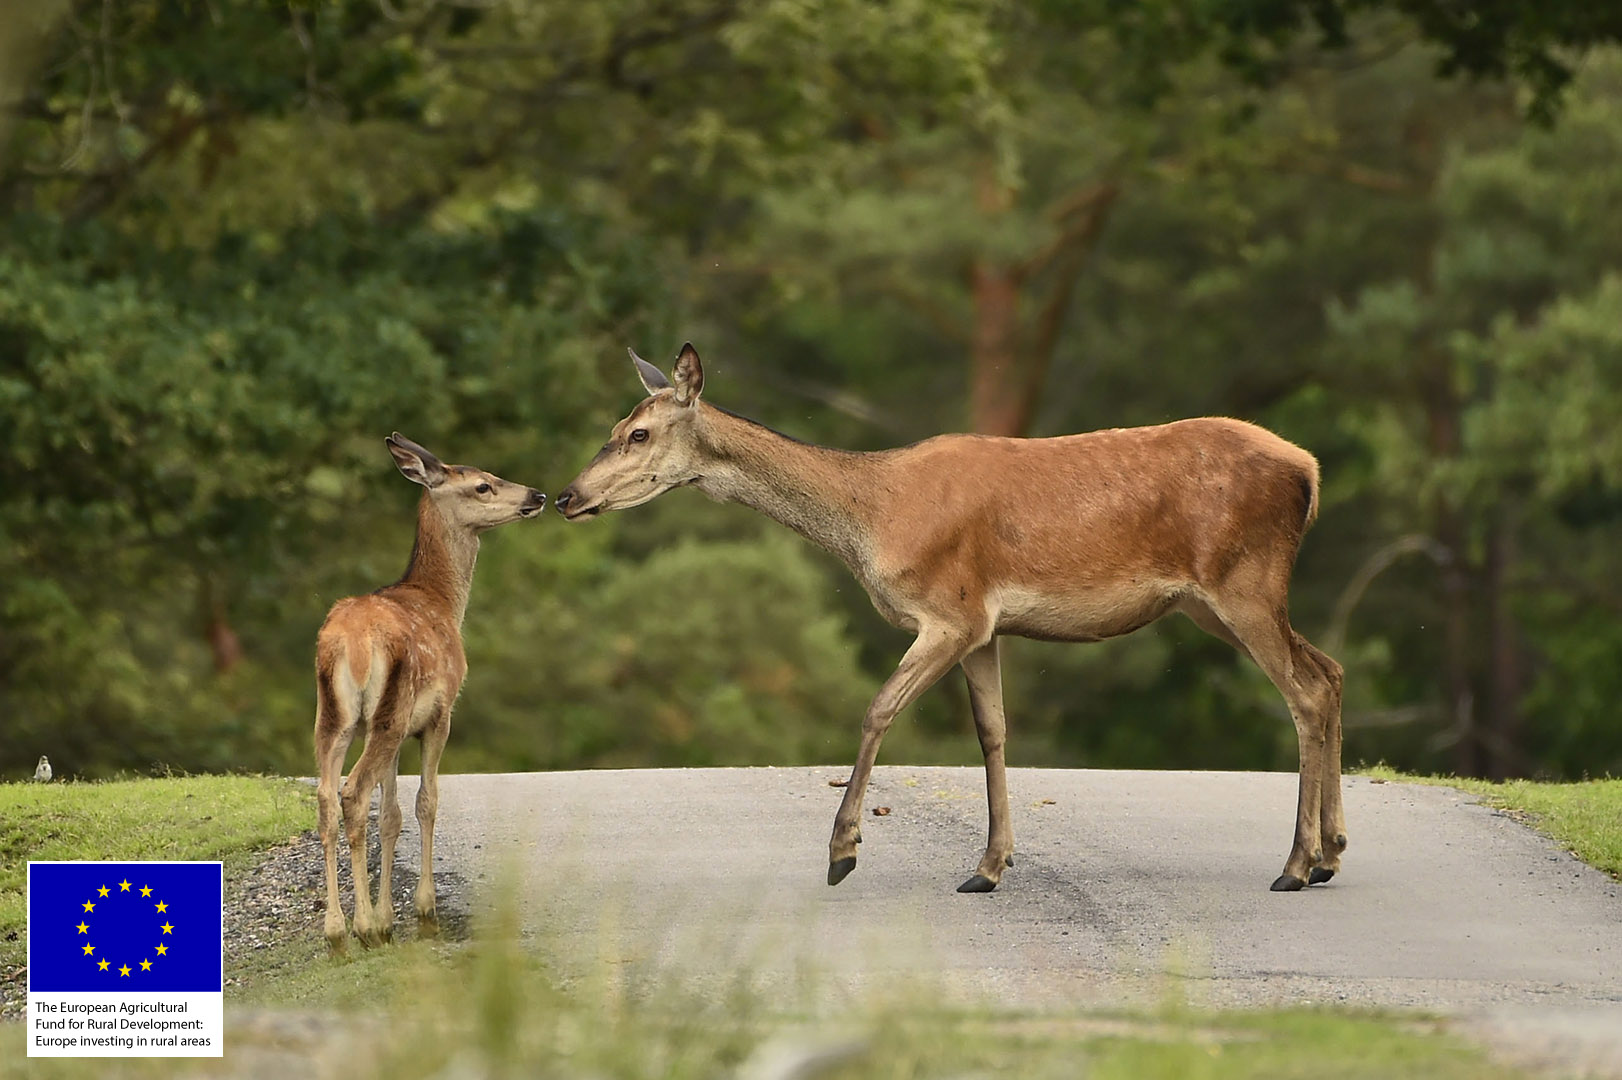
[968,261,1031,437]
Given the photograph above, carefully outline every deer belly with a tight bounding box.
[994,582,1179,643]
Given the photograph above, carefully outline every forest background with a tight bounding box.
[4,0,1622,784]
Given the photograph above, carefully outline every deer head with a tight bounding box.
[386,433,546,530]
[554,344,707,520]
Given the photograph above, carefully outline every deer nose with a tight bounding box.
[525,488,546,507]
[554,487,575,512]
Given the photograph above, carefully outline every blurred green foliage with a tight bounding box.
[3,1,1622,782]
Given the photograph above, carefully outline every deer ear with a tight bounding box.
[672,342,704,405]
[629,348,671,396]
[386,432,448,488]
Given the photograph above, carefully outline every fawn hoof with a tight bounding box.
[1308,867,1335,885]
[828,857,857,886]
[957,874,998,894]
[1270,874,1306,892]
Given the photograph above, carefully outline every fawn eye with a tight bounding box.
[629,429,649,443]
[475,482,491,494]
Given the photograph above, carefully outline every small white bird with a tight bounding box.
[33,756,51,783]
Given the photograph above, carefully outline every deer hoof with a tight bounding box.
[325,934,347,957]
[1308,867,1335,885]
[827,857,857,886]
[1005,854,1014,867]
[956,874,997,893]
[1270,874,1306,892]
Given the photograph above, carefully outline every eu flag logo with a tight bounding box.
[28,862,222,994]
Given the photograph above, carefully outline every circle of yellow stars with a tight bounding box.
[76,878,173,977]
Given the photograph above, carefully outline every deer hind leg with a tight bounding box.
[958,637,1014,893]
[314,670,357,953]
[1192,593,1341,891]
[414,701,451,932]
[829,619,986,887]
[374,760,403,942]
[1299,639,1347,883]
[341,679,411,947]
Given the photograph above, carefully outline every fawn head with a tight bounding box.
[386,433,546,530]
[555,343,706,520]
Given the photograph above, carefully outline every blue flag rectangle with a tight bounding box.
[28,862,223,994]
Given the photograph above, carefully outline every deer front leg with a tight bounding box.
[414,705,451,933]
[958,637,1014,893]
[829,621,983,887]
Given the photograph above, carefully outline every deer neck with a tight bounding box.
[400,495,480,626]
[691,404,876,569]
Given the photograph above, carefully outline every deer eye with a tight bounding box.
[629,428,649,443]
[475,482,491,494]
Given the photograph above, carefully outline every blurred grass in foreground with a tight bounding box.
[3,896,1533,1080]
[1362,767,1622,878]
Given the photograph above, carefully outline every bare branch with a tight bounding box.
[1323,533,1453,655]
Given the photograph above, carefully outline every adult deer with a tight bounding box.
[556,345,1345,894]
[315,434,545,950]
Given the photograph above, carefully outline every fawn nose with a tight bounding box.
[526,488,546,507]
[555,487,575,513]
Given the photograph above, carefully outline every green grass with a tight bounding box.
[0,920,1536,1080]
[0,775,311,978]
[1362,766,1622,878]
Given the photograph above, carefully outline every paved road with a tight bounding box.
[391,767,1622,1067]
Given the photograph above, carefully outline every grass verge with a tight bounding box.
[0,775,311,982]
[1362,766,1622,878]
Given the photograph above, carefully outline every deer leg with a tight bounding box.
[341,732,403,947]
[1300,639,1347,883]
[375,760,402,942]
[314,676,356,954]
[829,621,983,887]
[958,637,1014,893]
[414,702,451,931]
[1200,595,1336,891]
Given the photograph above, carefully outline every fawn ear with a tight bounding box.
[672,342,704,406]
[386,433,448,488]
[629,348,671,396]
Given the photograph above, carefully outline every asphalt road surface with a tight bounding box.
[391,767,1622,1071]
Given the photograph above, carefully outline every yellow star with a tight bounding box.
[81,943,94,956]
[76,921,89,934]
[119,965,131,977]
[139,885,152,897]
[154,944,168,956]
[140,959,152,971]
[154,901,168,913]
[118,879,132,892]
[96,886,109,898]
[160,922,173,935]
[97,959,109,971]
[82,900,95,913]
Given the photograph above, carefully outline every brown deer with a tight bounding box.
[315,434,545,950]
[556,345,1345,894]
